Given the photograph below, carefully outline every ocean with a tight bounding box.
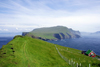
[0,37,13,49]
[0,36,100,56]
[48,36,100,56]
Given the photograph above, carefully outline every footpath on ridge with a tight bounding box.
[24,41,30,67]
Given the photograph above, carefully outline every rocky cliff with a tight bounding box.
[22,32,29,36]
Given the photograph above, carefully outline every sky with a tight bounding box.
[0,0,100,33]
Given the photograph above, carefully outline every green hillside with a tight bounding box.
[27,26,80,39]
[0,35,100,67]
[0,35,70,67]
[31,26,70,33]
[56,45,100,67]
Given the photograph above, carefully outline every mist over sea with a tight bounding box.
[48,34,100,55]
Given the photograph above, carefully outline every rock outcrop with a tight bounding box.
[22,32,29,36]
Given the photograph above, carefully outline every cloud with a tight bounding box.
[0,24,40,32]
[16,28,18,30]
[0,29,2,30]
[0,0,100,32]
[4,29,8,31]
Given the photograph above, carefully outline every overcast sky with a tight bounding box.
[0,0,100,33]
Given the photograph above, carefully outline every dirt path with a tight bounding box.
[24,41,30,67]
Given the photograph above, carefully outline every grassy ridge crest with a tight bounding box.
[0,35,99,67]
[0,35,70,67]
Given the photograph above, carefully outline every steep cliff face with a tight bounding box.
[60,33,66,39]
[22,32,29,36]
[54,34,62,39]
[53,33,80,40]
[69,29,81,38]
[22,26,81,40]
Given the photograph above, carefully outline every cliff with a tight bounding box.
[22,32,29,36]
[22,26,81,40]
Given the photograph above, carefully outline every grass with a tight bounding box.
[29,26,72,39]
[0,35,70,67]
[29,32,56,39]
[0,35,100,67]
[56,45,100,67]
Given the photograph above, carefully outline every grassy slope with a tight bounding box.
[0,36,70,67]
[56,45,100,67]
[29,26,71,39]
[0,36,99,67]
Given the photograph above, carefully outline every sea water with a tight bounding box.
[0,37,13,49]
[48,36,100,55]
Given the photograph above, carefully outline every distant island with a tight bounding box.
[94,31,100,34]
[22,26,81,41]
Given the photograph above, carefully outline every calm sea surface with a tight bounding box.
[48,36,100,55]
[0,37,13,49]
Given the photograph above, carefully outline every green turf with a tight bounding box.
[56,45,100,67]
[0,35,70,67]
[0,35,99,67]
